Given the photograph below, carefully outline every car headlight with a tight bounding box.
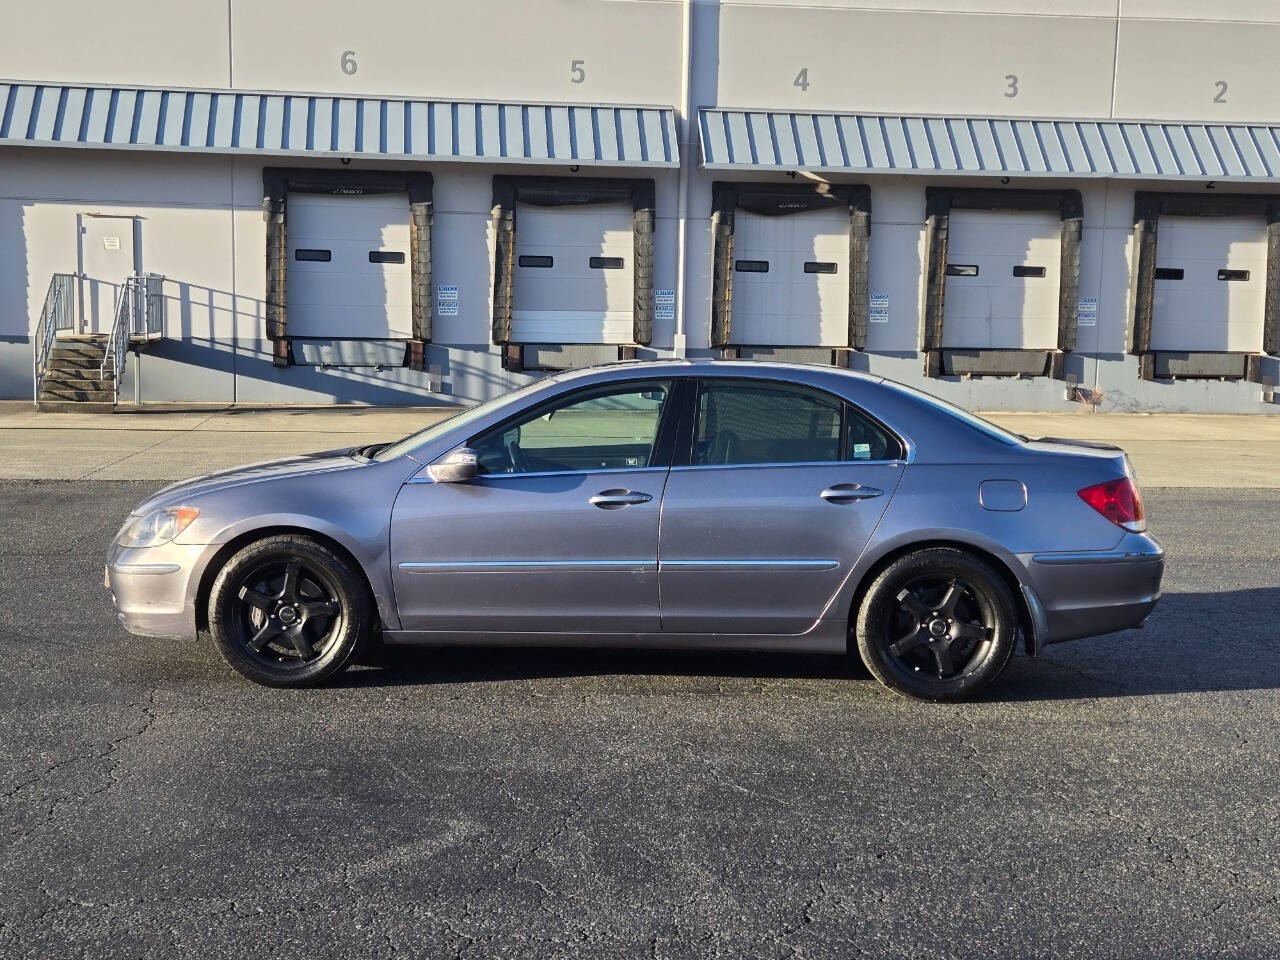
[116,507,200,548]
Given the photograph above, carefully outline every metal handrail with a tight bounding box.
[32,273,76,405]
[102,277,139,403]
[100,273,165,404]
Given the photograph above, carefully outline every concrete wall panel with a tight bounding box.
[715,6,1117,117]
[231,0,682,106]
[0,1,230,89]
[1114,19,1280,122]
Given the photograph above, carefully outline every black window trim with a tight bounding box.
[671,376,907,470]
[464,376,686,478]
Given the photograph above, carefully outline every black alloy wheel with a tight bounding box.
[855,547,1018,702]
[885,575,993,681]
[208,535,371,687]
[233,558,344,667]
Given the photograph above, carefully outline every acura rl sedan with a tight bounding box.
[107,361,1163,701]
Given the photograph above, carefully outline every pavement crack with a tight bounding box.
[3,688,159,827]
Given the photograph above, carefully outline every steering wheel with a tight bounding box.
[505,435,530,473]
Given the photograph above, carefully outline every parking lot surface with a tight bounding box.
[1,480,1278,959]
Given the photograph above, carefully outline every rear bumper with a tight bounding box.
[1022,532,1165,647]
[106,541,207,640]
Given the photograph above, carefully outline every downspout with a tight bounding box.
[672,0,694,357]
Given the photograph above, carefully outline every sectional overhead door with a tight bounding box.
[941,210,1061,350]
[285,192,412,339]
[1149,215,1268,353]
[510,202,635,344]
[731,208,850,346]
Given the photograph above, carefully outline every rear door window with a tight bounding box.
[691,380,900,466]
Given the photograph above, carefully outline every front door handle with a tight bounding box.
[590,489,653,509]
[820,483,883,503]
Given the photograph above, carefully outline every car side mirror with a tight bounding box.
[427,447,479,484]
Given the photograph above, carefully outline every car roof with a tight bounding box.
[546,358,886,387]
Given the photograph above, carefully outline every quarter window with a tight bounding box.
[470,381,671,475]
[845,406,900,461]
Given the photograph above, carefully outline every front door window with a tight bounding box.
[471,381,672,475]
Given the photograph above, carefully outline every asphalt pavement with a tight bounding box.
[1,480,1277,958]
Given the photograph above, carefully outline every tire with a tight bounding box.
[855,547,1018,702]
[207,534,372,688]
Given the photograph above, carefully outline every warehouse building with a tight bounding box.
[3,0,1279,413]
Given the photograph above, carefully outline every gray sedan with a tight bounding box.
[107,361,1164,701]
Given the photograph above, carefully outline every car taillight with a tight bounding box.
[1078,477,1146,532]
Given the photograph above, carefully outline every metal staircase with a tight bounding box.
[33,273,164,413]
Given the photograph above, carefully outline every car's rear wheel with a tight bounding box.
[855,547,1017,702]
[208,535,371,688]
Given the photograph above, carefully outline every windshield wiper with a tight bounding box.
[351,442,390,459]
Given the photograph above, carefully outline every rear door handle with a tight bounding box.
[590,489,653,509]
[820,483,883,503]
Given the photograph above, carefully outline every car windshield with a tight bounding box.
[371,379,550,463]
[880,380,1026,447]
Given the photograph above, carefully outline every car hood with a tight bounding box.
[129,448,364,516]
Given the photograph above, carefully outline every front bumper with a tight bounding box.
[106,540,209,640]
[1022,532,1165,647]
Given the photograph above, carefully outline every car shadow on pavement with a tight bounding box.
[993,587,1280,702]
[345,643,871,688]
[333,589,1280,701]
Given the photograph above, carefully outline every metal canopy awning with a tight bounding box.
[700,108,1280,181]
[0,81,679,167]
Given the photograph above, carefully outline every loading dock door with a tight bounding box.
[511,202,634,344]
[286,192,412,339]
[942,210,1061,349]
[1149,215,1267,353]
[732,208,849,346]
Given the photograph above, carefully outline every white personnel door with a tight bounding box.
[286,193,412,339]
[731,208,849,346]
[942,210,1061,349]
[78,214,139,334]
[1150,215,1268,353]
[510,202,634,344]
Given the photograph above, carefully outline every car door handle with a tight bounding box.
[589,489,653,509]
[820,483,883,503]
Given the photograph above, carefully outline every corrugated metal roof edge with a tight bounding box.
[0,81,681,167]
[698,108,1280,180]
[3,137,681,168]
[0,77,678,115]
[698,160,1280,181]
[702,106,1280,129]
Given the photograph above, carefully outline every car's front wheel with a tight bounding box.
[854,547,1018,702]
[208,534,372,687]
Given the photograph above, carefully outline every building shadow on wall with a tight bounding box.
[2,202,32,352]
[131,279,513,405]
[337,587,1280,701]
